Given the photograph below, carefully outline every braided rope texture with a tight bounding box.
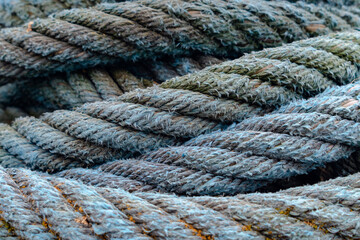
[0,89,235,171]
[0,0,358,85]
[7,29,360,118]
[276,82,360,122]
[0,166,357,239]
[13,55,221,112]
[6,28,360,117]
[55,168,359,238]
[162,31,360,107]
[2,82,360,177]
[0,98,356,189]
[95,126,355,195]
[233,112,360,147]
[283,0,359,6]
[0,0,112,28]
[9,28,360,117]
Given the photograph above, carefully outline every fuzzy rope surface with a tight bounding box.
[185,130,353,164]
[15,55,213,112]
[0,93,229,171]
[16,30,360,116]
[41,110,180,153]
[0,166,358,239]
[276,95,360,122]
[233,112,360,147]
[76,101,224,138]
[56,168,155,192]
[0,0,357,84]
[118,87,267,123]
[95,135,356,195]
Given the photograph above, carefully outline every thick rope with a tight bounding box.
[276,95,360,122]
[0,166,358,238]
[233,112,360,147]
[161,31,360,108]
[15,55,213,112]
[0,0,357,84]
[0,123,86,172]
[281,0,359,6]
[1,82,360,174]
[190,196,334,239]
[140,145,310,181]
[237,192,359,238]
[56,168,155,192]
[40,110,180,153]
[75,101,224,138]
[0,92,226,171]
[99,158,265,195]
[185,130,353,164]
[0,0,107,27]
[317,81,360,98]
[118,87,268,123]
[95,130,354,195]
[0,167,265,239]
[11,30,360,116]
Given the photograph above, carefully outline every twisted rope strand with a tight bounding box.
[0,0,356,83]
[41,110,179,153]
[234,112,360,147]
[185,130,353,164]
[57,168,155,192]
[0,123,85,172]
[12,116,123,164]
[118,87,267,123]
[0,167,358,238]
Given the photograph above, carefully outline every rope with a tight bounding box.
[0,0,358,84]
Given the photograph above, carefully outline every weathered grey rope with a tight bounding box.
[8,168,96,239]
[276,95,360,122]
[0,168,55,239]
[0,123,85,172]
[99,158,264,195]
[0,94,229,171]
[0,0,105,27]
[41,110,179,153]
[161,31,360,109]
[56,168,155,192]
[204,56,335,95]
[233,112,360,147]
[46,176,153,239]
[12,116,122,164]
[237,192,360,238]
[0,166,358,239]
[317,82,360,98]
[139,146,310,181]
[118,87,267,123]
[190,196,334,239]
[161,71,301,107]
[135,191,264,239]
[17,30,360,115]
[76,101,224,138]
[185,130,353,164]
[94,133,354,195]
[277,174,360,212]
[14,55,213,112]
[0,0,356,84]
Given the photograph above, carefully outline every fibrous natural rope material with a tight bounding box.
[95,127,354,195]
[0,166,358,239]
[0,93,228,171]
[0,0,358,85]
[9,30,360,116]
[161,31,360,108]
[12,55,218,112]
[233,112,360,147]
